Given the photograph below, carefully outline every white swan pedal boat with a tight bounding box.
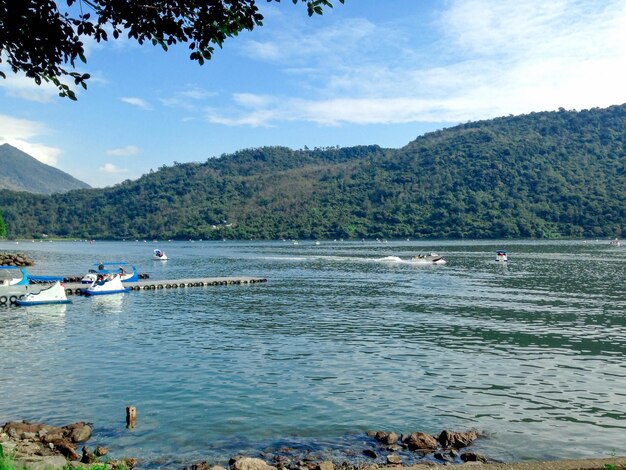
[81,274,130,296]
[496,250,508,262]
[153,249,168,260]
[0,266,30,305]
[410,253,446,265]
[15,281,71,306]
[81,262,138,284]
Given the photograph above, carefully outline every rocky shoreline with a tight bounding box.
[0,252,35,267]
[0,421,488,469]
[2,421,624,470]
[0,421,135,469]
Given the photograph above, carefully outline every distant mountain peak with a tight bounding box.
[0,143,90,194]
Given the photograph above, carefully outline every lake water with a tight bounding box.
[1,239,625,467]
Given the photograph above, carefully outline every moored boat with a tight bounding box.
[609,238,621,247]
[81,262,139,284]
[15,281,71,306]
[0,266,30,305]
[81,273,130,296]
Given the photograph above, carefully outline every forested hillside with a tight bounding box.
[0,105,624,240]
[0,144,91,194]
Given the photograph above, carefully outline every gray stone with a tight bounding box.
[19,455,68,469]
[438,430,477,449]
[94,446,108,457]
[1,440,17,452]
[66,423,92,443]
[403,432,437,452]
[460,452,487,463]
[362,449,377,459]
[384,432,398,446]
[231,457,277,470]
[316,461,334,470]
[386,454,402,465]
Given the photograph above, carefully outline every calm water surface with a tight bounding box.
[0,240,625,466]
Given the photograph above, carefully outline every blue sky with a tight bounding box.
[1,0,626,187]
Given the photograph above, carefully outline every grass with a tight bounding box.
[0,443,128,470]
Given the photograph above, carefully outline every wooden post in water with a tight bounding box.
[126,406,136,428]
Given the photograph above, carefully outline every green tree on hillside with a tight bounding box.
[0,0,343,99]
[0,209,6,238]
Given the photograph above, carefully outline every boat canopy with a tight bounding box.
[496,250,507,255]
[29,275,65,283]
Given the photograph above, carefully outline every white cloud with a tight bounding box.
[160,85,216,110]
[120,97,152,110]
[106,145,140,156]
[215,0,626,126]
[0,71,60,103]
[0,114,61,165]
[99,163,128,173]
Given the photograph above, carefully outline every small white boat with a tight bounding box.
[496,250,508,262]
[410,253,446,265]
[15,281,71,306]
[81,262,139,284]
[610,238,621,247]
[82,274,130,296]
[153,249,168,260]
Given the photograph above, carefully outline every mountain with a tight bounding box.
[0,144,90,194]
[0,105,624,239]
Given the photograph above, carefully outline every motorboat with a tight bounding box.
[81,262,139,284]
[15,281,71,306]
[81,273,130,296]
[409,253,446,265]
[610,238,621,247]
[153,249,168,260]
[496,250,508,262]
[0,266,30,305]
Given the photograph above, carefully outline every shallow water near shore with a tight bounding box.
[1,239,625,467]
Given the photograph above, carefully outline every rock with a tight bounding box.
[384,432,398,446]
[403,432,437,452]
[358,465,378,470]
[48,439,79,461]
[434,452,454,462]
[94,446,108,457]
[461,452,488,463]
[371,431,398,446]
[184,462,208,470]
[80,446,95,464]
[366,431,378,438]
[1,440,16,453]
[386,454,402,465]
[64,422,92,442]
[17,454,68,469]
[3,421,42,437]
[362,449,377,459]
[374,431,387,442]
[230,457,277,470]
[316,461,334,470]
[437,430,477,449]
[117,457,138,469]
[210,466,228,470]
[0,252,34,267]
